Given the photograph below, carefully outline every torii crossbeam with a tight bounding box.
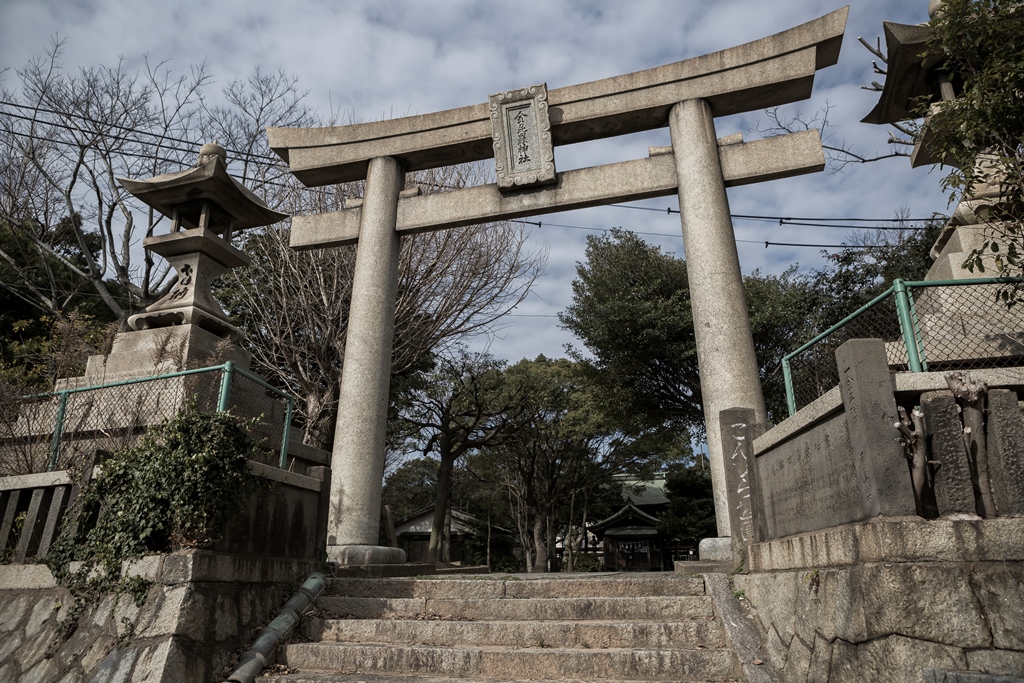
[268,7,849,566]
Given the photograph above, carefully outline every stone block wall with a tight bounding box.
[735,518,1024,683]
[0,551,318,682]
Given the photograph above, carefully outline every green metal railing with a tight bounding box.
[783,277,1024,415]
[3,363,295,473]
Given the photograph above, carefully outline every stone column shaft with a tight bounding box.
[670,99,767,536]
[327,155,406,564]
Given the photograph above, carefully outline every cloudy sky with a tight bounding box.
[1,0,947,363]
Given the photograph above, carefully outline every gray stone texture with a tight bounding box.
[288,130,826,250]
[0,551,317,682]
[267,9,847,186]
[720,408,765,566]
[699,536,733,562]
[327,155,405,557]
[273,573,744,682]
[924,670,1024,683]
[748,517,1024,572]
[703,573,778,683]
[835,339,916,518]
[921,390,978,514]
[986,389,1024,515]
[755,410,862,539]
[671,98,767,537]
[736,560,1024,682]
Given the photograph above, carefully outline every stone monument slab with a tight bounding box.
[920,391,977,514]
[835,339,916,518]
[985,388,1024,515]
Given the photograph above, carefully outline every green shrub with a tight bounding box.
[44,404,261,646]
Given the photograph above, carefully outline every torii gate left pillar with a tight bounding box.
[269,8,848,564]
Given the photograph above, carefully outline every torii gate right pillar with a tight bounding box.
[671,99,767,536]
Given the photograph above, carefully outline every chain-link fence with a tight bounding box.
[783,277,1024,415]
[0,362,294,475]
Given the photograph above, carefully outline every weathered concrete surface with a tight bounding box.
[921,391,978,514]
[835,339,916,518]
[704,573,777,683]
[671,98,767,537]
[329,574,706,599]
[987,388,1024,516]
[748,517,1024,572]
[755,410,862,539]
[317,594,715,621]
[735,560,1024,682]
[274,572,746,682]
[721,408,766,564]
[699,537,734,562]
[268,9,847,185]
[327,155,407,565]
[289,130,825,249]
[307,616,726,650]
[0,551,317,683]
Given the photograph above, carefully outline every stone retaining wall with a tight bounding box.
[0,551,318,682]
[734,518,1024,683]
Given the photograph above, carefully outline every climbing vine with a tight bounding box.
[44,404,262,646]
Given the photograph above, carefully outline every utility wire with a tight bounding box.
[0,100,281,162]
[510,219,886,251]
[4,119,937,244]
[608,203,936,229]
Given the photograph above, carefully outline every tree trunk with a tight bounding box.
[532,516,547,573]
[546,508,558,572]
[427,445,456,564]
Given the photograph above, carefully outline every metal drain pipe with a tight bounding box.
[224,572,328,683]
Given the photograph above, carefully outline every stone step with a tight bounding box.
[316,595,715,621]
[328,575,706,599]
[305,617,726,649]
[280,642,741,681]
[261,673,741,683]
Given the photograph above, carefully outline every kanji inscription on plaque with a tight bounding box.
[489,83,556,189]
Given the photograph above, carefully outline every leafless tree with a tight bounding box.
[225,198,543,449]
[0,39,215,323]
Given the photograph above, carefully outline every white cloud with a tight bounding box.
[0,0,948,363]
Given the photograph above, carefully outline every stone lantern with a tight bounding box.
[117,142,287,341]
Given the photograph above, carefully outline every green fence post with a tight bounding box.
[218,361,234,412]
[279,397,294,469]
[893,279,924,372]
[782,357,797,416]
[48,391,69,472]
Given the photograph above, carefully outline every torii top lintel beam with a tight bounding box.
[267,7,849,187]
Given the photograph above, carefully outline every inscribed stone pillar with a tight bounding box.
[985,388,1024,516]
[719,407,766,571]
[327,156,407,565]
[834,338,916,518]
[670,99,767,537]
[920,391,976,515]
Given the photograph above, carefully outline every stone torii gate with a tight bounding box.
[268,8,848,565]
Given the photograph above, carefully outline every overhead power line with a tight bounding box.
[3,114,939,242]
[0,100,280,163]
[510,219,889,251]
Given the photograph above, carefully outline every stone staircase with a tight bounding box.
[262,573,746,683]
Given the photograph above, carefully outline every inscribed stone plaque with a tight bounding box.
[920,391,976,515]
[489,84,556,189]
[754,410,864,539]
[835,338,916,518]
